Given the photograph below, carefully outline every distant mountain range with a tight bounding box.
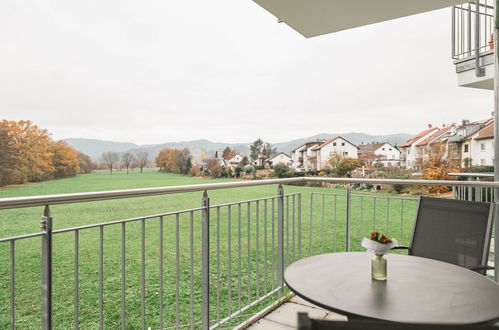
[65,132,412,161]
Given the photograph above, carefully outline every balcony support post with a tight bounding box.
[41,205,53,330]
[277,184,285,297]
[201,191,210,330]
[494,0,499,281]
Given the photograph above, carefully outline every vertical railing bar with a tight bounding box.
[99,226,104,330]
[334,195,337,252]
[292,194,296,262]
[277,185,284,297]
[271,198,275,291]
[256,200,260,299]
[201,192,210,330]
[309,193,313,256]
[400,200,404,245]
[373,197,377,231]
[247,202,251,305]
[216,207,221,325]
[41,205,53,330]
[360,197,364,242]
[264,199,268,294]
[189,212,194,329]
[121,222,126,330]
[227,205,232,318]
[160,216,164,330]
[10,240,15,330]
[74,230,79,330]
[141,219,146,330]
[346,186,351,252]
[387,198,390,235]
[286,195,290,267]
[298,193,302,260]
[321,194,325,253]
[175,213,180,330]
[237,203,242,311]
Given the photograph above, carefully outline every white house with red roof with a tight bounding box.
[312,136,359,170]
[399,126,439,169]
[462,120,495,166]
[290,141,323,171]
[358,142,401,167]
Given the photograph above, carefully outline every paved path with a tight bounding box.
[246,296,347,329]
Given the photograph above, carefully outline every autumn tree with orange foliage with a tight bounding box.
[155,148,192,174]
[421,142,453,194]
[0,120,86,186]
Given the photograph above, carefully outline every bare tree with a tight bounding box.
[101,151,120,174]
[136,152,149,173]
[121,152,136,174]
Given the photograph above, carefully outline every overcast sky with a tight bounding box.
[0,0,493,144]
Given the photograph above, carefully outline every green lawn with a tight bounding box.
[0,170,418,329]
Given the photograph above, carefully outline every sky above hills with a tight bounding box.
[0,0,493,144]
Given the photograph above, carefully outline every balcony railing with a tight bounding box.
[0,177,498,329]
[452,0,494,61]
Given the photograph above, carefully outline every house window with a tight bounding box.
[389,148,392,151]
[407,150,410,155]
[387,162,391,166]
[464,144,469,152]
[341,142,345,146]
[481,159,485,165]
[382,148,385,151]
[333,142,337,146]
[343,152,348,157]
[480,143,486,151]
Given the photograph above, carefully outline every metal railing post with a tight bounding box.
[201,191,210,330]
[277,184,284,297]
[493,0,499,281]
[41,205,53,330]
[476,1,485,77]
[346,185,352,252]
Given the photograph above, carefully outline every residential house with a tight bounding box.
[252,154,267,167]
[225,153,245,169]
[311,136,359,170]
[267,152,292,167]
[291,141,323,172]
[413,126,452,167]
[462,120,494,167]
[358,142,401,167]
[399,126,439,169]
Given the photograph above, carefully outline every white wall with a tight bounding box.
[469,138,494,166]
[269,153,292,167]
[316,137,358,170]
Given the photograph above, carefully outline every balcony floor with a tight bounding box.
[246,295,347,329]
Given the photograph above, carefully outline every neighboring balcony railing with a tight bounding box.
[452,0,494,60]
[449,172,494,202]
[0,177,498,329]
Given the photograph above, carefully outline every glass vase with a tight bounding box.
[372,254,387,280]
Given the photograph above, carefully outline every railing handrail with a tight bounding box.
[1,177,499,210]
[448,172,494,177]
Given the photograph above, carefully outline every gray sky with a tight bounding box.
[0,0,493,144]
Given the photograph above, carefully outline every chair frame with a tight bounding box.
[392,196,494,274]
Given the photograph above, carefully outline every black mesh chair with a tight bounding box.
[392,196,494,275]
[297,313,498,330]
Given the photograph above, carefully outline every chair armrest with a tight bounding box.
[390,246,411,253]
[469,265,494,271]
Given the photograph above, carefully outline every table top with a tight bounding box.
[284,252,499,325]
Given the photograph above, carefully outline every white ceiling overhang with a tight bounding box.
[253,0,469,38]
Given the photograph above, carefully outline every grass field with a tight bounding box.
[0,170,418,329]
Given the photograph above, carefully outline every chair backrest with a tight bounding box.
[409,197,494,273]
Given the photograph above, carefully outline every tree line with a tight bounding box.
[99,151,150,174]
[0,120,94,187]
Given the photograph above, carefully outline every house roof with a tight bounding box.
[311,136,358,151]
[399,128,438,147]
[358,142,396,154]
[268,152,291,161]
[415,126,451,146]
[474,122,494,140]
[291,141,323,152]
